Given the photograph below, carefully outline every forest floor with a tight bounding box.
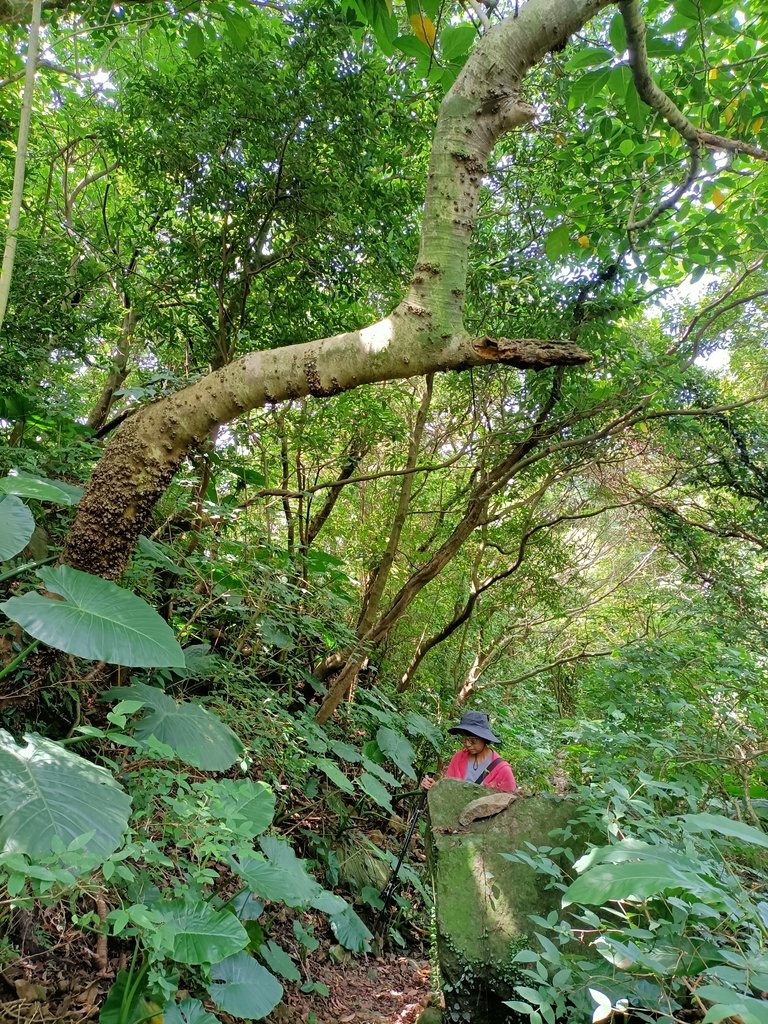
[0,917,435,1024]
[265,952,433,1024]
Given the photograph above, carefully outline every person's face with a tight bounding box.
[460,733,487,755]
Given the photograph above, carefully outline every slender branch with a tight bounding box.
[237,447,470,505]
[696,130,768,163]
[0,0,42,329]
[620,0,701,234]
[674,260,765,357]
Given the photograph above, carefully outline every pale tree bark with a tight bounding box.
[0,0,42,328]
[62,0,608,581]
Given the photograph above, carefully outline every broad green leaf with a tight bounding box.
[571,68,611,104]
[333,741,362,763]
[186,23,205,57]
[563,860,698,906]
[137,535,186,575]
[393,34,431,59]
[1,566,185,668]
[165,999,219,1024]
[567,46,612,69]
[100,970,151,1024]
[233,838,323,906]
[329,901,373,952]
[405,711,442,750]
[208,952,283,1020]
[357,772,394,813]
[310,889,348,915]
[376,726,416,779]
[0,730,131,861]
[259,940,301,982]
[206,779,275,836]
[544,224,570,261]
[161,899,248,965]
[699,985,768,1024]
[315,757,355,794]
[608,11,626,52]
[440,23,475,61]
[362,739,384,763]
[0,473,78,506]
[625,79,646,130]
[104,682,243,770]
[0,495,34,560]
[681,813,768,849]
[361,756,400,787]
[229,889,265,921]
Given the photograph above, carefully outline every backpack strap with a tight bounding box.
[475,756,501,785]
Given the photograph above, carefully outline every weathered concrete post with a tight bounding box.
[424,780,578,1024]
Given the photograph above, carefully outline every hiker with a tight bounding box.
[420,710,516,793]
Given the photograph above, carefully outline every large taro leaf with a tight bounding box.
[259,940,301,982]
[404,711,443,750]
[0,730,131,861]
[207,951,283,1020]
[375,726,416,780]
[0,565,184,668]
[104,682,243,771]
[314,758,355,794]
[0,494,34,561]
[0,473,80,506]
[328,900,373,952]
[164,999,219,1024]
[160,898,248,965]
[356,771,394,813]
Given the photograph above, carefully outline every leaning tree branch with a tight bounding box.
[619,0,701,234]
[621,0,768,236]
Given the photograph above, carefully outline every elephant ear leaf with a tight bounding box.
[103,682,244,771]
[0,730,131,862]
[0,565,185,668]
[0,494,34,561]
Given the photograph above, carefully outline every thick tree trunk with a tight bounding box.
[63,0,607,581]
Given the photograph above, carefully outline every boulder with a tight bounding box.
[427,780,579,1023]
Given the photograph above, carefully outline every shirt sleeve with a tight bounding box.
[483,759,516,792]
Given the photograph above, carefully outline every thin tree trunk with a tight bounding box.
[86,306,137,431]
[0,0,42,328]
[358,375,433,635]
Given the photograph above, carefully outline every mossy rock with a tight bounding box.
[427,782,584,1024]
[416,1009,443,1024]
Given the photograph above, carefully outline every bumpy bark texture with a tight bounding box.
[63,0,610,580]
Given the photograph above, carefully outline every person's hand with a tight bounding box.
[420,774,435,790]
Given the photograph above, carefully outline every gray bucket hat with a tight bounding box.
[447,711,500,745]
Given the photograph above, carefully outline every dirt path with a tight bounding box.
[267,953,434,1024]
[0,952,434,1024]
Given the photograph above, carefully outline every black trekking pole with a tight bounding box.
[374,779,431,935]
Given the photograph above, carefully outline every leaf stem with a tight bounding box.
[0,638,40,681]
[0,554,58,586]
